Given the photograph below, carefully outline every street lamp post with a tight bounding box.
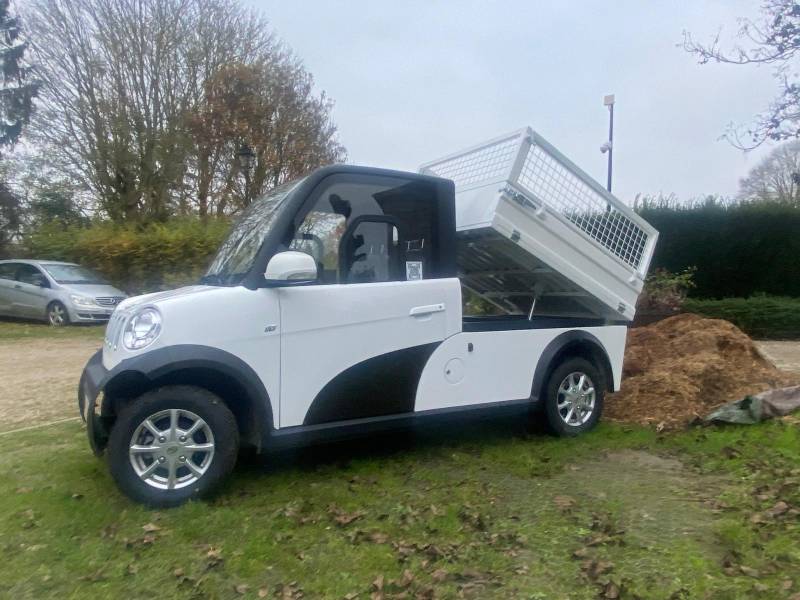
[600,94,615,193]
[237,143,255,203]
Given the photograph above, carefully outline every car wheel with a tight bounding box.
[107,385,239,507]
[542,357,604,437]
[47,301,69,327]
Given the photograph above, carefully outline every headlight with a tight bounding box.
[70,294,96,307]
[123,307,162,350]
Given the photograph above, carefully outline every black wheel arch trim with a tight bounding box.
[529,330,615,403]
[78,345,273,455]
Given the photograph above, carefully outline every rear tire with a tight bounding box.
[107,385,239,507]
[542,357,604,437]
[47,301,69,327]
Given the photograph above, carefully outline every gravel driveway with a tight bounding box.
[0,337,101,433]
[756,341,800,376]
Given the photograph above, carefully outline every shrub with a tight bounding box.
[640,201,800,299]
[684,296,800,340]
[638,267,696,313]
[22,219,231,294]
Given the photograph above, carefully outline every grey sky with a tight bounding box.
[250,1,777,204]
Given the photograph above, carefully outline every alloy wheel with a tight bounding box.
[49,304,66,326]
[556,371,596,427]
[128,408,215,490]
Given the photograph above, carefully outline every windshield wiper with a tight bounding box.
[198,273,222,285]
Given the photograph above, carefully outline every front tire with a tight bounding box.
[47,301,69,327]
[542,357,604,437]
[107,385,239,507]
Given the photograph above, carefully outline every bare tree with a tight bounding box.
[186,60,345,216]
[738,140,800,203]
[684,0,800,148]
[24,0,344,222]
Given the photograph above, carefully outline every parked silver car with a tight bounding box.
[0,260,127,326]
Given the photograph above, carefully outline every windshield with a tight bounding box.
[42,264,109,285]
[203,178,304,284]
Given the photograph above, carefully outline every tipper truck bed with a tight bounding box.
[77,127,658,506]
[421,127,658,321]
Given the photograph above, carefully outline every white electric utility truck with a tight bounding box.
[78,127,658,506]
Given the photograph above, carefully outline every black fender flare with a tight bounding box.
[79,345,273,454]
[529,330,614,403]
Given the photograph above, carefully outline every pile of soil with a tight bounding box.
[605,313,796,428]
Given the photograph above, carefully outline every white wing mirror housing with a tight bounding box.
[264,251,318,286]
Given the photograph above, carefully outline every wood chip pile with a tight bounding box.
[605,314,796,428]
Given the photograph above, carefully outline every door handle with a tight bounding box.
[409,303,445,317]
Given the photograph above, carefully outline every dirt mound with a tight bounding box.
[605,313,796,428]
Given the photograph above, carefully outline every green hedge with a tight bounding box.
[684,296,800,340]
[639,202,800,299]
[22,219,231,294]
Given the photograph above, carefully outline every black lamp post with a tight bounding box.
[237,143,255,202]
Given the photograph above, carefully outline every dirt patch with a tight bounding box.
[546,449,722,549]
[606,314,797,428]
[0,337,100,432]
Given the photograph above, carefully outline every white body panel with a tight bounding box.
[101,282,625,432]
[104,286,283,425]
[278,278,462,427]
[414,326,627,412]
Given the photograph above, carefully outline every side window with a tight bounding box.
[0,263,18,280]
[289,176,437,284]
[16,264,46,286]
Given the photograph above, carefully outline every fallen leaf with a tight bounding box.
[740,565,760,578]
[234,583,249,595]
[258,589,269,598]
[553,495,576,512]
[399,569,414,588]
[328,504,366,527]
[580,558,614,581]
[601,581,620,599]
[372,574,385,591]
[766,501,790,518]
[431,568,448,582]
[572,547,590,559]
[142,523,161,533]
[205,547,224,569]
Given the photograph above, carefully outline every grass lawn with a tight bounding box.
[1,418,798,599]
[0,318,106,341]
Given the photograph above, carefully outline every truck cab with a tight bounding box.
[79,130,653,507]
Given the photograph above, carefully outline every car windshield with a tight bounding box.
[42,264,109,285]
[202,178,304,285]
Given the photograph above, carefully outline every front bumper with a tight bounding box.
[78,349,110,455]
[69,306,115,322]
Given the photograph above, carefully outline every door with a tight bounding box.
[0,263,19,316]
[13,264,50,318]
[278,173,462,427]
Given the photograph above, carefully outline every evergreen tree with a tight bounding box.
[0,0,38,153]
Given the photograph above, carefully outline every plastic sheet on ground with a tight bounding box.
[704,385,800,425]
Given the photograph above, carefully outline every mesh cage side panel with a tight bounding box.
[518,144,648,270]
[424,137,519,188]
